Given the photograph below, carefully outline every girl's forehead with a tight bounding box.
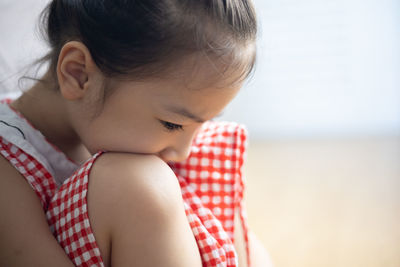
[169,57,250,91]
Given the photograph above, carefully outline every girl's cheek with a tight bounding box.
[134,133,168,153]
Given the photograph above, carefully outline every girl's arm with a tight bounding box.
[248,230,274,267]
[0,156,74,267]
[234,209,274,267]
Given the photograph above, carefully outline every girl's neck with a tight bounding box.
[10,77,92,165]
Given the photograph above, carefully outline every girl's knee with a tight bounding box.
[89,152,182,202]
[88,152,183,220]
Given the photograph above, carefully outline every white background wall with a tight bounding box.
[1,0,399,140]
[221,0,400,140]
[0,0,49,94]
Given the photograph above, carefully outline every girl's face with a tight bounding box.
[71,61,243,162]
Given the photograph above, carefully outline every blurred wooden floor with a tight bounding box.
[243,136,400,267]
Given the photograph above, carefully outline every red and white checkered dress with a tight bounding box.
[0,98,250,267]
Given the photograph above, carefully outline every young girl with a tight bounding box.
[0,0,271,266]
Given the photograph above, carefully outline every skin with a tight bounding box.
[0,41,272,266]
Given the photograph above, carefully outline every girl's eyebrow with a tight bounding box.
[164,106,206,123]
[164,105,224,123]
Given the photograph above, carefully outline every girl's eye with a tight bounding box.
[159,120,183,132]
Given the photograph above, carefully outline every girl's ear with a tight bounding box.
[57,41,101,100]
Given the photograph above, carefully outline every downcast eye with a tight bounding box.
[159,120,183,132]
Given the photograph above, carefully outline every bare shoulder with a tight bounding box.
[0,153,41,210]
[0,155,74,266]
[0,153,36,205]
[87,152,201,267]
[0,152,23,179]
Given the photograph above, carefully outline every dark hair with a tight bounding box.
[39,0,257,85]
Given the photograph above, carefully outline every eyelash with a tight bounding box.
[159,120,183,132]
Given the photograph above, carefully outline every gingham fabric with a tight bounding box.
[0,98,250,267]
[169,121,250,267]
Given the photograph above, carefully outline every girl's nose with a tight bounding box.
[159,126,203,162]
[159,146,192,163]
[159,135,194,162]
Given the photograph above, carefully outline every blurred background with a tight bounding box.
[1,0,399,266]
